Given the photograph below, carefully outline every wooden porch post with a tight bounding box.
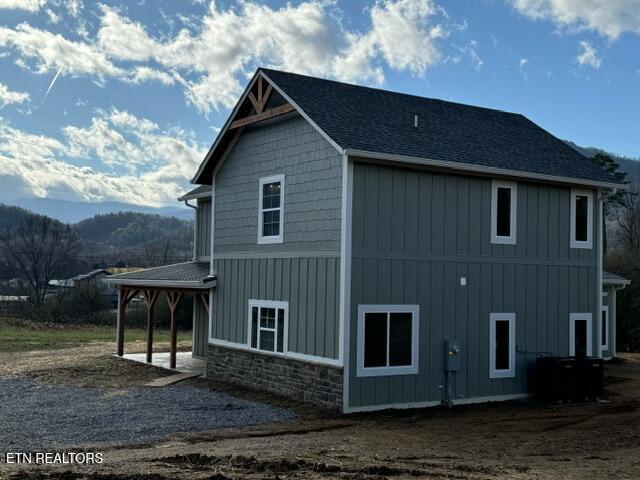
[166,291,184,369]
[116,288,125,356]
[144,290,160,363]
[116,287,139,357]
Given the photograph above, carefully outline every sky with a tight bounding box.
[0,0,638,208]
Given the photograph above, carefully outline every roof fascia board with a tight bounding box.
[260,70,344,155]
[603,278,631,286]
[345,149,626,190]
[106,278,215,288]
[191,72,263,184]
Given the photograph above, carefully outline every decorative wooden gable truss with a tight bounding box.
[229,75,295,129]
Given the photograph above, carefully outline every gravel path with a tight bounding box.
[0,377,295,451]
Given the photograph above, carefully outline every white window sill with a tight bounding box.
[258,236,283,245]
[357,365,418,377]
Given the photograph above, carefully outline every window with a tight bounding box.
[489,313,516,378]
[258,175,284,244]
[570,189,593,249]
[248,300,288,354]
[601,306,608,350]
[569,313,592,357]
[357,305,419,377]
[491,180,517,245]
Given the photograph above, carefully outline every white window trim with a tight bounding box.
[257,174,285,244]
[357,304,419,377]
[569,312,593,357]
[491,180,517,245]
[247,299,289,354]
[570,189,593,249]
[489,313,516,379]
[601,305,609,350]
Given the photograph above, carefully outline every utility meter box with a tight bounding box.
[445,339,461,372]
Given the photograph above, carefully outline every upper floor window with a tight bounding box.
[491,180,517,245]
[357,305,419,377]
[570,189,593,249]
[258,174,284,244]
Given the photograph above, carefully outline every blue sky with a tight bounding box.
[0,0,638,207]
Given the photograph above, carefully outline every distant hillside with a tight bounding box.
[565,140,640,181]
[0,204,193,253]
[76,212,193,248]
[0,204,41,231]
[16,197,192,223]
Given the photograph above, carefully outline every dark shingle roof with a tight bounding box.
[603,271,630,284]
[178,185,212,201]
[260,68,621,186]
[107,262,215,288]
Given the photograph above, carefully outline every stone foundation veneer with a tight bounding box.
[206,344,343,410]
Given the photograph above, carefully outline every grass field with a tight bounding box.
[0,317,191,352]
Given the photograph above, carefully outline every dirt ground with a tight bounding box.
[1,343,640,480]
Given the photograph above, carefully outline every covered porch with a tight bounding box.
[107,262,216,369]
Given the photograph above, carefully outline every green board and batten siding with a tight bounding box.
[209,114,343,360]
[347,161,599,409]
[196,198,212,259]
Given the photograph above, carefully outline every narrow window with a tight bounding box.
[358,305,419,377]
[490,313,515,378]
[491,180,517,245]
[248,300,288,354]
[258,175,284,244]
[601,306,608,349]
[570,189,593,249]
[569,313,593,357]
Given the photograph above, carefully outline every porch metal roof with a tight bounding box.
[106,262,215,289]
[603,271,630,286]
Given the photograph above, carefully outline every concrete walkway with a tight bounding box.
[122,352,206,376]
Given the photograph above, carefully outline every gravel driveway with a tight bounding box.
[0,377,295,451]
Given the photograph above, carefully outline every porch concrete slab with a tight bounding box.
[122,352,206,376]
[146,372,201,387]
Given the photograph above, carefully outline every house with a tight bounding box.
[108,68,629,413]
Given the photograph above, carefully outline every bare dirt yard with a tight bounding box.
[1,340,640,480]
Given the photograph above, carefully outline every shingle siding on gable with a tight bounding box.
[214,114,342,254]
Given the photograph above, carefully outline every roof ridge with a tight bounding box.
[259,67,524,118]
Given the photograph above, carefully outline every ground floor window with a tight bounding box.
[248,300,288,354]
[570,313,593,357]
[357,305,419,377]
[489,313,516,379]
[601,306,608,350]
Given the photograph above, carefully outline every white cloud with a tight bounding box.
[0,23,124,82]
[518,57,529,81]
[127,66,176,86]
[0,110,207,206]
[0,1,452,114]
[576,41,602,68]
[509,0,640,39]
[0,0,45,11]
[0,82,30,108]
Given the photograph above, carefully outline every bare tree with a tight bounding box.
[614,180,640,254]
[0,216,81,304]
[143,233,177,267]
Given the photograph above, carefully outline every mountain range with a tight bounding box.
[15,197,193,224]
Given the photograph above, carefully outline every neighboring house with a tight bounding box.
[109,68,629,413]
[49,269,115,303]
